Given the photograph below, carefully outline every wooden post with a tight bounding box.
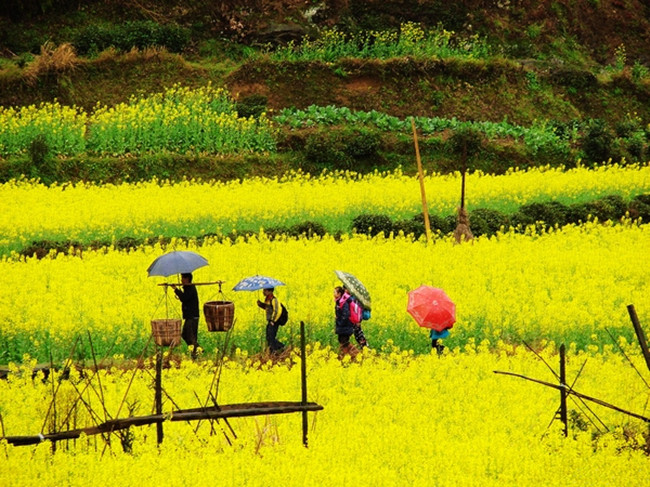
[460,170,466,210]
[411,117,432,243]
[559,344,568,437]
[460,143,467,210]
[155,349,163,444]
[300,321,308,448]
[628,304,650,373]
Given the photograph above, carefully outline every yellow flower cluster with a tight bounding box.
[1,222,648,360]
[1,164,648,254]
[1,348,648,486]
[87,83,275,154]
[0,84,275,156]
[0,101,87,155]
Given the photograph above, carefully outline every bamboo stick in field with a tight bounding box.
[158,281,226,287]
[411,117,432,243]
[1,402,324,446]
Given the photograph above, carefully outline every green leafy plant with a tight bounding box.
[631,61,649,82]
[352,214,394,236]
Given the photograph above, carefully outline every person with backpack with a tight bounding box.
[334,286,359,355]
[257,287,286,355]
[345,290,369,349]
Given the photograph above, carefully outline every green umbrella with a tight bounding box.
[335,270,371,310]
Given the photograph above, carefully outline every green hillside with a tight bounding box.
[1,0,649,182]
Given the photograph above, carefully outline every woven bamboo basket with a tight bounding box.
[151,318,182,346]
[204,301,235,332]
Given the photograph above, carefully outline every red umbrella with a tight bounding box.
[407,285,456,332]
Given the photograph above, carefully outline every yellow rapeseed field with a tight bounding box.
[1,221,648,361]
[1,163,649,254]
[1,348,649,486]
[1,163,649,482]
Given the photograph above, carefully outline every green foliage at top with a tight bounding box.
[72,21,190,55]
[449,127,484,161]
[266,22,491,62]
[275,105,572,159]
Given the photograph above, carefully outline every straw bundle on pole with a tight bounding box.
[453,206,474,243]
[449,127,483,244]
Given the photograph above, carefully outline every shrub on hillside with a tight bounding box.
[566,202,594,224]
[352,214,393,236]
[391,218,423,237]
[235,94,268,119]
[72,21,190,55]
[629,194,650,222]
[114,236,140,251]
[511,201,569,228]
[343,127,381,160]
[625,132,646,161]
[21,239,83,259]
[304,130,351,168]
[411,212,454,234]
[590,194,627,221]
[548,67,597,90]
[28,134,58,184]
[581,119,614,164]
[566,194,627,223]
[288,221,327,237]
[469,208,510,236]
[304,127,381,170]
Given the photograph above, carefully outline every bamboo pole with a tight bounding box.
[1,402,324,447]
[494,370,650,423]
[158,281,225,287]
[411,117,432,243]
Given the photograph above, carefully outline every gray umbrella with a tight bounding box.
[335,270,371,310]
[147,251,209,277]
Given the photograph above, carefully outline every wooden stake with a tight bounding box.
[411,117,432,243]
[460,143,467,209]
[300,321,308,447]
[155,349,163,444]
[559,344,568,437]
[627,304,650,373]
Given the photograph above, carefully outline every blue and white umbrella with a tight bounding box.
[232,275,285,292]
[147,251,209,277]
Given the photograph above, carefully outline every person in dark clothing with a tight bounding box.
[346,291,369,349]
[171,272,200,358]
[257,287,285,354]
[334,286,358,355]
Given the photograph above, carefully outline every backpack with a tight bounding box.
[275,303,288,326]
[337,294,362,325]
[348,299,363,325]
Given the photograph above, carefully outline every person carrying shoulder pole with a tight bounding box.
[257,287,285,355]
[171,272,201,359]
